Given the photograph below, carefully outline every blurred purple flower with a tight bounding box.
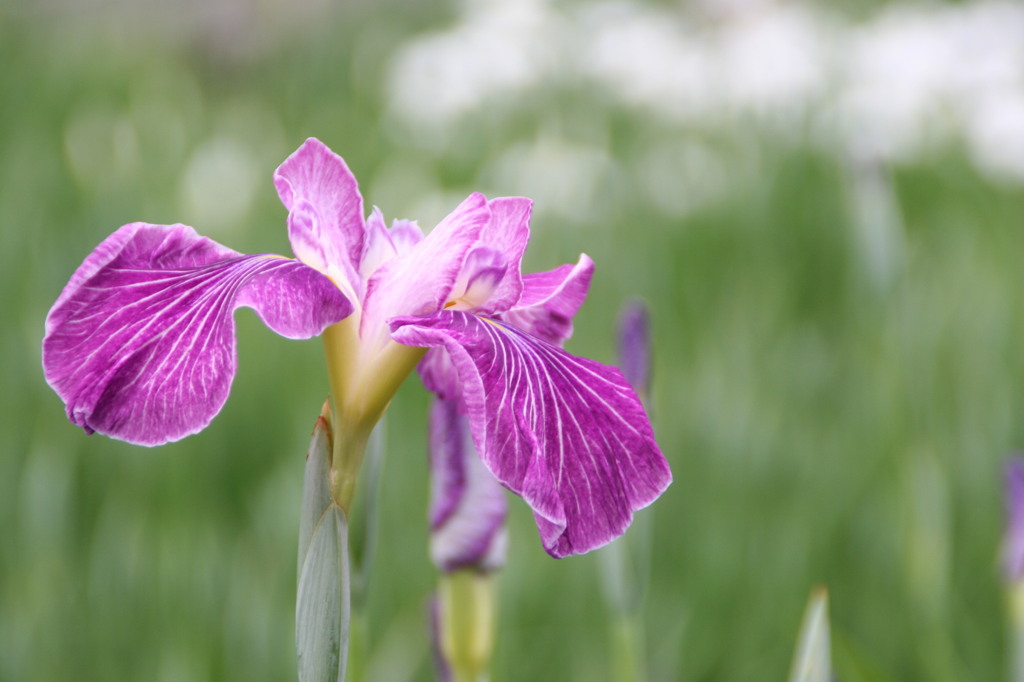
[429,397,507,573]
[1005,457,1024,582]
[43,138,671,558]
[617,301,651,402]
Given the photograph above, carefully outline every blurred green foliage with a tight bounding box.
[2,2,1023,681]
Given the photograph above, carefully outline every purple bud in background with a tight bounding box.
[1005,457,1024,582]
[429,398,508,573]
[618,301,651,404]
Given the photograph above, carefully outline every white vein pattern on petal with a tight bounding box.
[467,315,648,528]
[394,317,668,556]
[509,330,627,543]
[66,256,270,372]
[56,256,302,428]
[121,260,269,363]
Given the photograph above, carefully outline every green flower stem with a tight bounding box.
[439,570,496,682]
[322,318,425,514]
[599,517,652,682]
[346,421,386,682]
[346,609,367,682]
[1010,581,1024,682]
[611,614,646,682]
[318,318,424,680]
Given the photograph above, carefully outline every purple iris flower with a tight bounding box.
[618,301,651,403]
[1005,457,1024,582]
[43,138,671,558]
[429,397,507,573]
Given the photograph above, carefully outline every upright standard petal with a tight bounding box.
[391,311,671,558]
[360,193,490,349]
[43,222,352,446]
[359,208,425,281]
[469,197,532,316]
[274,138,365,297]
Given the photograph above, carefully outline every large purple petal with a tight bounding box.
[274,138,365,297]
[390,311,671,558]
[429,397,507,572]
[43,222,352,446]
[500,254,594,346]
[360,193,490,349]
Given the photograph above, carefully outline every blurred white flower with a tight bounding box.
[966,89,1024,183]
[716,5,828,119]
[578,3,713,122]
[179,135,259,238]
[484,135,616,222]
[387,0,561,136]
[387,0,1024,187]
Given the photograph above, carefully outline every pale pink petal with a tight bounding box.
[445,247,508,312]
[274,138,365,295]
[359,193,490,349]
[359,208,426,281]
[471,197,532,315]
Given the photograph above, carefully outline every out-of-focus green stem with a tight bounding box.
[600,518,652,682]
[611,614,646,682]
[1010,581,1024,682]
[346,610,366,682]
[345,421,386,682]
[787,588,830,682]
[439,570,495,682]
[603,301,654,682]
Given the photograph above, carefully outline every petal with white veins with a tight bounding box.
[500,254,594,346]
[43,222,352,446]
[390,310,671,558]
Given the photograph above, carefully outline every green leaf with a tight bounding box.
[788,587,831,682]
[296,410,350,682]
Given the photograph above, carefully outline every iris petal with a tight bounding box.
[360,193,490,349]
[416,348,460,401]
[43,222,352,446]
[390,311,671,558]
[447,247,508,311]
[359,208,424,281]
[429,397,508,572]
[471,197,532,315]
[274,138,365,298]
[500,254,594,346]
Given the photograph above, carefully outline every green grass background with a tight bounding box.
[2,1,1023,680]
